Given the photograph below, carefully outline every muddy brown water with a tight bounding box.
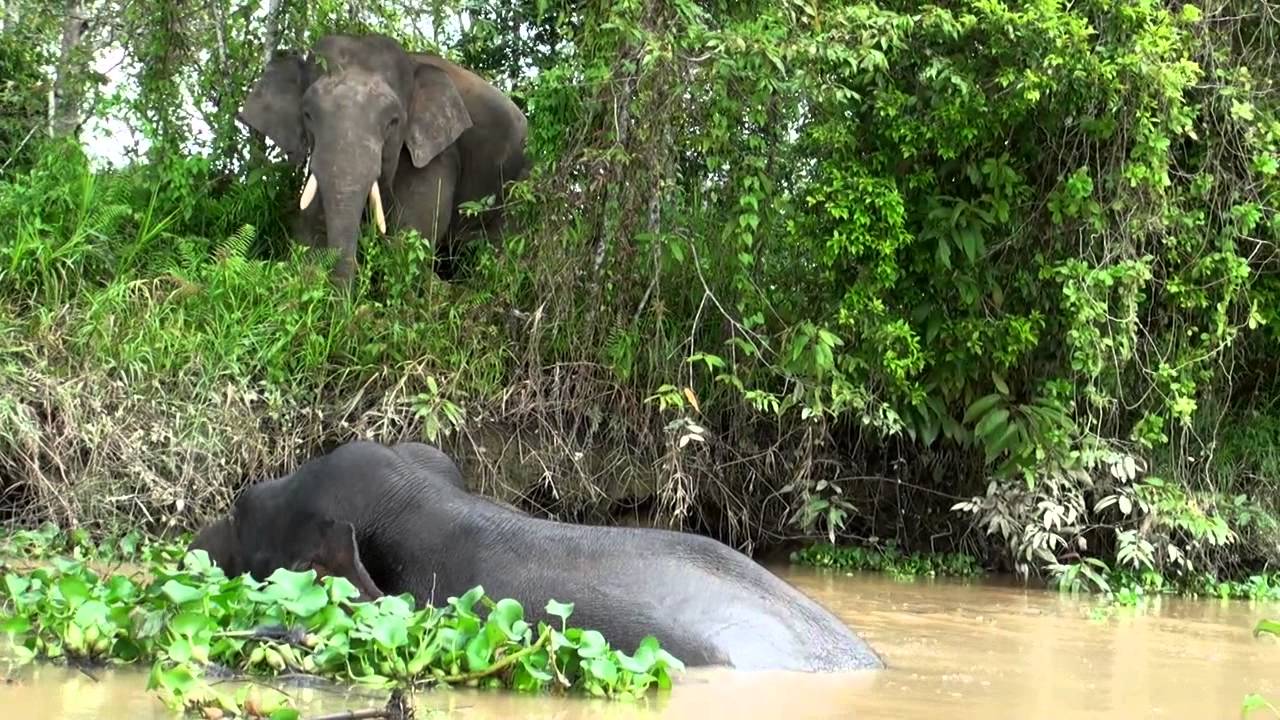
[5,565,1280,719]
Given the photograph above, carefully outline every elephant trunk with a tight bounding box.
[303,142,387,283]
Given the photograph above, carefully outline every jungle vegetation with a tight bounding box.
[0,0,1278,597]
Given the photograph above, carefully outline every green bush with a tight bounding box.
[791,542,983,579]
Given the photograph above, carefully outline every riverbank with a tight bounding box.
[4,0,1280,611]
[790,540,1280,607]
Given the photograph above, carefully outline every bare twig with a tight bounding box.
[0,125,39,174]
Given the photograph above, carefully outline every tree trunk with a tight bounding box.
[261,0,285,65]
[50,0,88,139]
[248,0,288,160]
[207,0,238,172]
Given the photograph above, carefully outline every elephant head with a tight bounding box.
[237,33,474,282]
[189,508,385,603]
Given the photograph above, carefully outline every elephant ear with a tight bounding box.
[308,519,385,602]
[405,64,473,169]
[238,52,310,164]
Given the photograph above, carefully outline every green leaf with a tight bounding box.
[160,580,204,606]
[465,630,493,671]
[73,600,109,628]
[489,598,527,641]
[1242,693,1277,715]
[181,549,215,575]
[963,393,1005,424]
[655,646,685,672]
[636,636,685,672]
[992,373,1010,395]
[548,628,574,653]
[974,407,1010,440]
[588,657,619,683]
[919,409,941,447]
[167,637,193,662]
[1253,619,1280,638]
[282,585,329,618]
[957,225,982,262]
[668,239,685,263]
[817,329,843,347]
[813,342,834,371]
[154,664,198,695]
[369,616,409,650]
[984,422,1022,463]
[312,604,355,637]
[170,612,210,637]
[106,575,138,603]
[0,614,31,635]
[375,593,415,618]
[4,574,31,600]
[577,629,607,659]
[520,655,553,682]
[545,599,574,625]
[323,575,360,603]
[58,575,91,606]
[615,646,656,674]
[936,238,952,268]
[264,568,318,600]
[450,586,485,616]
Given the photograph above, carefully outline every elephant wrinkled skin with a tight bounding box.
[189,441,884,673]
[238,33,528,282]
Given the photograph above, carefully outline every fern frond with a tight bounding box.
[215,224,256,262]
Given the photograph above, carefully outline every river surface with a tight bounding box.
[5,565,1280,719]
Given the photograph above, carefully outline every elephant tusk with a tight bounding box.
[368,181,387,234]
[299,174,318,210]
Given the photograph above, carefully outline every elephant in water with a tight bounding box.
[190,441,884,673]
[238,33,528,282]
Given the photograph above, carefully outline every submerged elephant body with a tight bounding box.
[191,441,884,673]
[239,34,528,282]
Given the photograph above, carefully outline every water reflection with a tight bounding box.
[5,565,1280,719]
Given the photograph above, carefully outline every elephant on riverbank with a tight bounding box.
[239,33,528,282]
[189,441,884,673]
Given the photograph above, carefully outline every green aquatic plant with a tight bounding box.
[1255,619,1280,639]
[1049,556,1280,607]
[790,542,983,579]
[0,538,683,717]
[0,523,177,565]
[1243,695,1280,718]
[1243,619,1280,718]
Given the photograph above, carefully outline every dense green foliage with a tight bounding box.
[791,542,983,579]
[0,527,683,716]
[1,0,1279,593]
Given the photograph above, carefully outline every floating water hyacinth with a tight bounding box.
[0,530,683,718]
